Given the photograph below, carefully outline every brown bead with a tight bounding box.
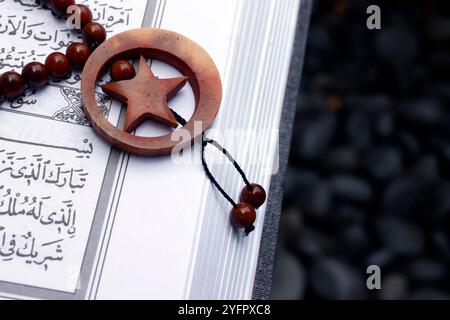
[22,62,49,89]
[230,203,256,229]
[66,42,91,70]
[49,0,75,15]
[240,183,266,209]
[45,52,71,78]
[110,60,136,81]
[68,4,93,27]
[82,22,107,45]
[0,72,25,99]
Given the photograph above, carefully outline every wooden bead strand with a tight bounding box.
[199,136,267,235]
[0,0,105,100]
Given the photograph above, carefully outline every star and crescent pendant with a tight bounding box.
[81,28,222,156]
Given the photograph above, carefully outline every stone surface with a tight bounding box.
[273,0,450,300]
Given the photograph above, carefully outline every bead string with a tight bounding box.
[172,108,250,208]
[0,0,106,99]
[171,109,266,235]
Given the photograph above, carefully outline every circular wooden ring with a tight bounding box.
[81,28,222,156]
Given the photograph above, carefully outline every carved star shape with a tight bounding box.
[101,56,188,133]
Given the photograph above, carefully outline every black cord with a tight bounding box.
[201,138,238,208]
[203,138,253,190]
[171,109,188,126]
[171,109,253,208]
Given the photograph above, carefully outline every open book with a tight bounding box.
[0,0,302,299]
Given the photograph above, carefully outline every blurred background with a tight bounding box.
[271,0,450,299]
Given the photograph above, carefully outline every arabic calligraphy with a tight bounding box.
[0,147,91,191]
[0,1,134,50]
[0,187,76,234]
[0,226,66,271]
[0,0,144,291]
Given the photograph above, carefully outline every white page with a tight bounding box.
[93,0,241,300]
[95,0,301,300]
[0,0,149,298]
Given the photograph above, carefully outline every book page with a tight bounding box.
[0,0,149,297]
[93,0,300,300]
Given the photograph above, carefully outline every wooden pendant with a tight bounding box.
[81,28,222,156]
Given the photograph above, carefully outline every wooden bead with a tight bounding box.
[240,183,266,209]
[22,62,49,89]
[230,203,256,229]
[82,22,107,45]
[110,60,136,81]
[0,72,25,99]
[69,4,93,27]
[49,0,75,15]
[45,52,71,78]
[66,42,91,70]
